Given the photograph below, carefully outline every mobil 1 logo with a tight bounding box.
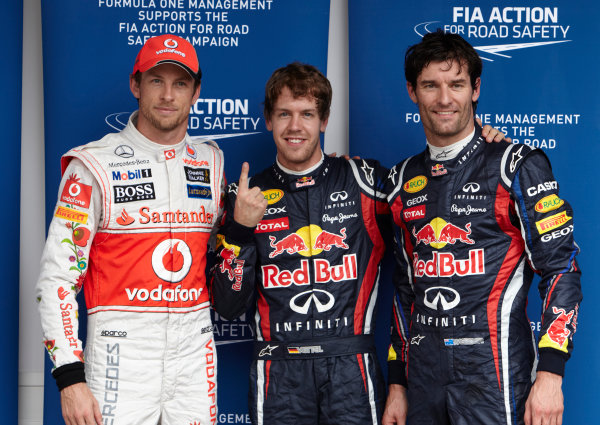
[114,182,156,203]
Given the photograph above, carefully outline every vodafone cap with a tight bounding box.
[132,34,201,80]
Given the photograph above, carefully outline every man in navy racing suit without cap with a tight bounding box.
[36,34,225,425]
[382,30,582,425]
[210,61,507,425]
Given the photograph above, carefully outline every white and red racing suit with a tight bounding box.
[36,112,225,425]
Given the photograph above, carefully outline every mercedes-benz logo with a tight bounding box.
[114,145,134,158]
[289,289,335,314]
[424,287,460,311]
[462,182,480,193]
[330,191,348,202]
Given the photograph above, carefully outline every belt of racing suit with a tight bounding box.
[254,334,375,360]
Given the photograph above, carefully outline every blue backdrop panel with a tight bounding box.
[349,1,599,423]
[40,1,329,423]
[1,1,22,423]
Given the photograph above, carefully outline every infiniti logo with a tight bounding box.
[289,289,335,314]
[330,191,348,202]
[462,182,480,193]
[424,287,460,311]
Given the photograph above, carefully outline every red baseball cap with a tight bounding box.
[132,34,201,80]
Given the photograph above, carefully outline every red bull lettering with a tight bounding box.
[314,254,357,283]
[413,249,485,277]
[262,260,310,288]
[220,247,244,291]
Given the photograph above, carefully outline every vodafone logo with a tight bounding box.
[61,174,92,208]
[164,149,176,160]
[151,239,192,282]
[164,38,178,49]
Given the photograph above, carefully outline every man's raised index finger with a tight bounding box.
[238,162,250,190]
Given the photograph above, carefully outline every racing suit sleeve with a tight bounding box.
[36,159,102,390]
[511,151,582,377]
[385,164,413,387]
[210,183,257,320]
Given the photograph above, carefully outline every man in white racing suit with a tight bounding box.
[36,34,225,425]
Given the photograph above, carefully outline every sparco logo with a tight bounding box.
[114,183,156,203]
[100,330,127,337]
[290,289,335,314]
[424,287,461,311]
[114,145,134,158]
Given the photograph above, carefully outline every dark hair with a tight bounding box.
[132,68,201,91]
[405,30,482,111]
[264,62,332,121]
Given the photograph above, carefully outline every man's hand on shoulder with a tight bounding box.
[525,371,564,425]
[382,384,408,425]
[60,382,102,425]
[478,118,512,143]
[233,162,267,228]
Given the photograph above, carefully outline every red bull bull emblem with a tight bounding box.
[413,218,475,248]
[268,225,349,258]
[296,176,315,188]
[431,164,447,177]
[220,247,244,291]
[539,306,576,353]
[313,228,349,250]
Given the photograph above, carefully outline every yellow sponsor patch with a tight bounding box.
[221,239,241,257]
[535,211,571,234]
[403,175,428,193]
[387,345,398,361]
[535,194,564,213]
[538,333,569,353]
[262,189,284,205]
[55,206,88,224]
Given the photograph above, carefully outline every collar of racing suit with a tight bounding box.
[124,111,191,160]
[423,121,485,177]
[270,153,333,192]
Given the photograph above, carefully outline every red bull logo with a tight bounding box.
[413,249,485,278]
[220,247,245,291]
[539,306,575,353]
[269,234,308,258]
[296,176,315,188]
[313,228,349,251]
[431,164,447,177]
[268,225,349,257]
[413,218,475,248]
[262,254,357,288]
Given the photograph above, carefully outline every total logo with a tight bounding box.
[413,218,475,248]
[262,254,357,288]
[268,225,349,258]
[423,286,461,311]
[151,239,192,282]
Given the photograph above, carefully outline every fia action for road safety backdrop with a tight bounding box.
[2,2,21,424]
[39,1,598,424]
[349,1,599,424]
[40,1,330,424]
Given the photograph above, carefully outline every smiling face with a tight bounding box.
[130,63,200,145]
[265,86,328,172]
[407,59,480,147]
